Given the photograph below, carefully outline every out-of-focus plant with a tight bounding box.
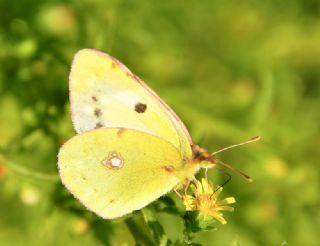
[0,0,319,245]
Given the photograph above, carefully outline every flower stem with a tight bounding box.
[125,217,154,245]
[0,154,58,182]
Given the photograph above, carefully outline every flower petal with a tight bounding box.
[217,206,234,212]
[201,178,213,194]
[209,212,227,224]
[217,197,236,206]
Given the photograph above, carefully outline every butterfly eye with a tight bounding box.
[101,152,124,170]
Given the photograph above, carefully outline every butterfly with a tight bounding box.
[58,49,257,219]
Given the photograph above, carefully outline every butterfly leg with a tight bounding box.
[184,179,191,195]
[173,188,182,198]
[205,168,208,180]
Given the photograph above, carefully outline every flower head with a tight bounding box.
[183,178,235,224]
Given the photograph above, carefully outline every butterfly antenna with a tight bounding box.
[211,136,261,156]
[216,159,253,182]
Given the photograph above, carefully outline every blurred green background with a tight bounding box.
[0,0,319,245]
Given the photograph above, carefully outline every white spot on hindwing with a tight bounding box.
[101,152,124,170]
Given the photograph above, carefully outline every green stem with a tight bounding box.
[0,154,58,182]
[125,217,154,246]
[141,207,170,246]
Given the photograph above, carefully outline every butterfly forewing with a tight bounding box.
[69,49,192,158]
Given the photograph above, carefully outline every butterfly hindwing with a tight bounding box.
[58,128,185,219]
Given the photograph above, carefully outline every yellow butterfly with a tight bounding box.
[58,49,256,219]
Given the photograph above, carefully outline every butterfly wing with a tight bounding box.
[58,128,194,219]
[69,49,192,157]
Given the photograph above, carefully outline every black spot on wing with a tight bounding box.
[134,103,147,113]
[95,122,103,128]
[94,108,102,117]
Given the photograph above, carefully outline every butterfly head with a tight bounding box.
[191,145,216,169]
[190,136,260,182]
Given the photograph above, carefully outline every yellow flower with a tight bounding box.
[183,178,236,224]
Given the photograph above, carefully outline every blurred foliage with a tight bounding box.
[0,0,319,245]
